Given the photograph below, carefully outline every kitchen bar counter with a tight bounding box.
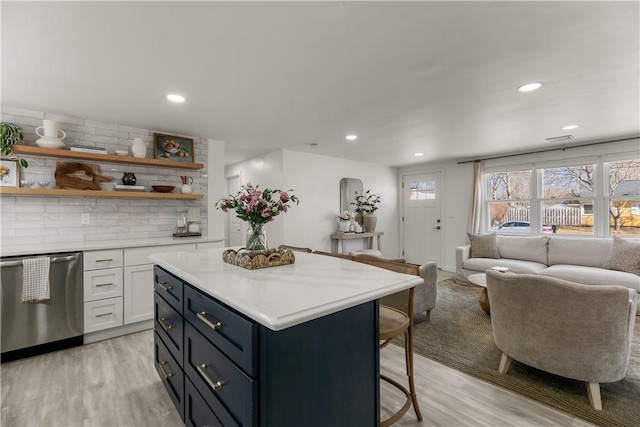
[150,248,423,330]
[151,248,423,425]
[0,236,224,258]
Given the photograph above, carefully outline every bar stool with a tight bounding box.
[352,257,422,425]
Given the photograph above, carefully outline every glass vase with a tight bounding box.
[246,223,268,254]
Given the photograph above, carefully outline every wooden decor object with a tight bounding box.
[222,248,295,270]
[55,162,112,190]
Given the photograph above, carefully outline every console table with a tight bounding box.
[331,231,384,254]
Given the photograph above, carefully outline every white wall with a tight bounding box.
[226,150,400,256]
[207,139,226,241]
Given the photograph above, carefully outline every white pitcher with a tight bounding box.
[35,120,66,140]
[131,138,146,158]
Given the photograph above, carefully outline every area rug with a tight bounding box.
[388,278,640,427]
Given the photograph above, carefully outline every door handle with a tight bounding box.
[432,226,441,230]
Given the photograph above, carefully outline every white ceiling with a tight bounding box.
[2,1,639,167]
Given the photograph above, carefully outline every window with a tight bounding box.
[539,163,595,235]
[606,159,640,237]
[486,170,531,232]
[409,179,435,200]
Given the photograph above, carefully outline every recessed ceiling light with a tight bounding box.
[345,134,358,141]
[561,124,579,130]
[517,82,543,92]
[414,152,424,157]
[167,94,185,103]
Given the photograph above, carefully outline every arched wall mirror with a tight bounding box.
[340,178,363,213]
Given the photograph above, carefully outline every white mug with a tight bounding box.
[35,120,66,140]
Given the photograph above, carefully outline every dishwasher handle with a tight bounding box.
[0,254,80,268]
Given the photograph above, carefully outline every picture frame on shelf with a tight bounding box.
[0,159,19,188]
[153,133,195,163]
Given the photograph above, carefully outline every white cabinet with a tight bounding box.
[123,264,154,324]
[122,243,197,326]
[83,249,124,333]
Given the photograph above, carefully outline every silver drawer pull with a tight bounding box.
[197,312,222,331]
[158,361,173,379]
[95,258,114,262]
[158,317,173,331]
[95,312,113,317]
[157,281,173,292]
[95,283,113,287]
[197,363,223,390]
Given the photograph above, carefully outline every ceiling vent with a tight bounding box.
[545,135,574,143]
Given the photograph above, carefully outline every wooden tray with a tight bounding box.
[222,248,295,270]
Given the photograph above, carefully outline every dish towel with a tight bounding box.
[22,257,51,303]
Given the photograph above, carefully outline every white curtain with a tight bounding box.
[468,161,483,234]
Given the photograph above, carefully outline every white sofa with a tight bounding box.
[456,235,640,315]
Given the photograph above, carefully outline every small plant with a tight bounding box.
[352,190,380,214]
[216,182,299,225]
[338,211,354,221]
[0,122,28,168]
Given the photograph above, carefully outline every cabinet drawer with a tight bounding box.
[185,378,223,427]
[185,285,258,376]
[154,266,183,314]
[184,322,253,427]
[83,268,123,302]
[84,297,123,333]
[155,291,184,366]
[155,332,185,421]
[125,244,197,266]
[84,249,123,270]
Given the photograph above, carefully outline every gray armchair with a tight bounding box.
[486,270,637,410]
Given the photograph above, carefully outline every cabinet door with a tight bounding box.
[124,264,154,324]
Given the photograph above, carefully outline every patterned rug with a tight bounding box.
[385,278,640,427]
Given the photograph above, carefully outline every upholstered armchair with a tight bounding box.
[486,270,637,410]
[352,255,438,322]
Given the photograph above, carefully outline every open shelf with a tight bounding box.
[0,187,203,200]
[12,145,204,170]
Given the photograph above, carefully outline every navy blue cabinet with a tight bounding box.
[153,265,380,427]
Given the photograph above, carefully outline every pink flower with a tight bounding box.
[279,202,288,213]
[261,207,272,217]
[238,194,246,202]
[280,191,290,201]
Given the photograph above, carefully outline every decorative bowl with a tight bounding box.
[152,185,175,193]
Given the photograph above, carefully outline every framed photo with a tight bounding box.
[0,159,19,187]
[153,133,195,163]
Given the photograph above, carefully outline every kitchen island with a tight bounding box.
[150,248,423,427]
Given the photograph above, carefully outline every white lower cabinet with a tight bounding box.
[84,297,124,333]
[123,264,154,324]
[83,267,123,302]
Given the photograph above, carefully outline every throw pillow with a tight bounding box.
[467,232,500,259]
[603,236,640,276]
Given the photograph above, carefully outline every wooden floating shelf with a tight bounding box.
[12,145,204,170]
[0,187,203,200]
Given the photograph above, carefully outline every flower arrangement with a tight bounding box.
[353,190,381,214]
[338,211,354,221]
[216,183,299,226]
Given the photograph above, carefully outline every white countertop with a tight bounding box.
[0,236,224,257]
[150,248,424,331]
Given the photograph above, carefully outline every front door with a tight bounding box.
[402,172,442,266]
[226,176,242,247]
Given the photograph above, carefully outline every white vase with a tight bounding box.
[131,138,146,158]
[338,220,351,232]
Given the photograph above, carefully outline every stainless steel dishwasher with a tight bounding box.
[1,252,83,362]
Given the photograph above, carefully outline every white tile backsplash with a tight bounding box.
[1,106,209,246]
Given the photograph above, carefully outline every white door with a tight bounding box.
[227,176,242,247]
[402,172,442,266]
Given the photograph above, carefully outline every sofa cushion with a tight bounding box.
[464,257,548,275]
[467,232,500,258]
[497,236,548,265]
[547,237,612,267]
[539,265,640,292]
[603,236,640,276]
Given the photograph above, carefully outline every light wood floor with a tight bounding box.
[2,272,596,427]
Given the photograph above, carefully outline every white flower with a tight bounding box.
[338,210,354,221]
